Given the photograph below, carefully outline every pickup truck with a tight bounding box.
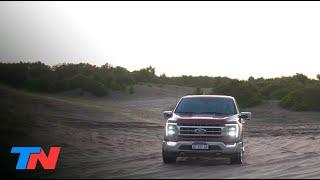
[162,95,251,164]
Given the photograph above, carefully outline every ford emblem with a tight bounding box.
[194,128,206,134]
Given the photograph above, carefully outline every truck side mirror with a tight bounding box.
[239,112,251,120]
[163,111,173,119]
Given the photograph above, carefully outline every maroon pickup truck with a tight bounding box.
[162,95,251,164]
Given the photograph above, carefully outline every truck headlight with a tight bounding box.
[166,123,178,136]
[226,124,239,138]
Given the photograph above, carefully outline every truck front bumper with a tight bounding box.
[162,141,243,157]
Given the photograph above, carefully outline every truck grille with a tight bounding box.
[179,126,223,136]
[177,136,222,142]
[179,145,222,151]
[178,122,224,126]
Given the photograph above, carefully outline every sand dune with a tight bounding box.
[2,84,320,178]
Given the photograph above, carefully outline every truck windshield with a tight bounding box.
[175,97,237,115]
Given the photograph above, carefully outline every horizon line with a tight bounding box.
[0,59,319,81]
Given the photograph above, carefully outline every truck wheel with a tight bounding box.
[230,150,243,164]
[162,150,177,164]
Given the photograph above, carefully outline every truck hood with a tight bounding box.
[168,113,239,125]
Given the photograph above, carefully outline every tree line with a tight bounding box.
[1,61,320,111]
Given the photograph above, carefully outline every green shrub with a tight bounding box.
[80,77,108,97]
[211,80,262,108]
[24,78,50,92]
[270,88,291,100]
[191,87,204,95]
[280,84,320,111]
[1,62,320,111]
[128,85,134,94]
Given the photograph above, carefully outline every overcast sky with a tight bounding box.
[1,1,320,79]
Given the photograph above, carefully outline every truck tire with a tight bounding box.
[162,149,177,164]
[230,150,243,164]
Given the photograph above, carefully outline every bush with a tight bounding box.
[280,84,320,111]
[1,61,320,111]
[191,87,204,95]
[82,79,108,97]
[128,85,134,94]
[211,80,262,108]
[269,88,291,100]
[24,78,51,92]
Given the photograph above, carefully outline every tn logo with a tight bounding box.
[11,147,61,170]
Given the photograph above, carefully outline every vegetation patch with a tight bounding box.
[1,62,320,110]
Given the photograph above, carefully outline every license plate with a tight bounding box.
[192,142,209,150]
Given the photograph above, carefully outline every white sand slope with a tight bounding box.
[2,84,320,178]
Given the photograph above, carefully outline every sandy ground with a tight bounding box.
[2,84,320,178]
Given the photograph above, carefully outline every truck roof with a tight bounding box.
[182,95,235,99]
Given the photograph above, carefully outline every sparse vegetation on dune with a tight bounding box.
[280,83,320,111]
[0,61,320,110]
[210,79,263,108]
